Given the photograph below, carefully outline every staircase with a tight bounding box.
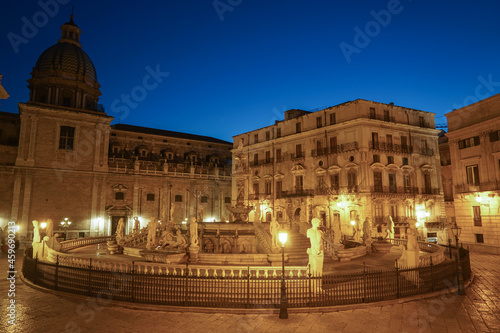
[282,229,311,265]
[284,229,337,266]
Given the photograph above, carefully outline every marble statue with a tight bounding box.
[116,218,125,241]
[133,217,141,233]
[190,217,199,247]
[270,218,280,247]
[46,219,54,238]
[170,203,175,222]
[363,218,372,245]
[146,218,158,250]
[333,214,342,245]
[353,214,361,242]
[307,218,324,276]
[159,229,175,249]
[398,218,420,268]
[385,216,395,239]
[32,220,40,245]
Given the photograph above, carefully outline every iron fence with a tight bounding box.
[22,248,471,309]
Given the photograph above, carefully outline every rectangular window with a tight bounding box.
[254,134,258,144]
[348,171,357,190]
[115,192,124,200]
[387,156,394,164]
[276,181,282,197]
[386,134,393,149]
[201,196,208,203]
[265,181,272,195]
[466,165,480,185]
[489,130,499,142]
[224,197,231,204]
[419,116,425,127]
[401,136,408,150]
[330,136,337,153]
[316,116,322,128]
[374,204,383,218]
[373,171,382,191]
[316,140,323,154]
[424,173,432,193]
[403,174,411,192]
[402,157,408,165]
[370,107,376,119]
[59,126,75,150]
[473,206,482,226]
[253,153,258,165]
[253,183,259,195]
[317,175,325,188]
[330,174,339,189]
[174,195,182,202]
[296,144,302,158]
[265,151,271,163]
[146,193,155,201]
[275,148,282,162]
[373,154,380,163]
[389,173,397,193]
[276,128,281,138]
[266,131,270,141]
[296,122,301,133]
[384,110,390,121]
[458,136,480,149]
[330,113,336,125]
[475,234,484,243]
[295,175,303,191]
[372,132,379,149]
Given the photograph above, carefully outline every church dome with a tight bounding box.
[34,42,97,82]
[27,14,102,112]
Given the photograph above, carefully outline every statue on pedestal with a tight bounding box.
[133,217,141,234]
[189,217,199,247]
[32,220,40,245]
[146,218,158,250]
[363,217,372,245]
[116,218,125,242]
[385,216,395,239]
[46,219,54,238]
[270,217,280,248]
[307,218,324,277]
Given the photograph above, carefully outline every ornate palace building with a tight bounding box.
[445,93,500,253]
[0,16,232,241]
[232,99,446,240]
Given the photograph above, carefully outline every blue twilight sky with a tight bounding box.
[1,0,500,142]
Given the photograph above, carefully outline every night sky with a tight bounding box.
[2,0,500,142]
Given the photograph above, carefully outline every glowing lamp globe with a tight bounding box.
[278,231,288,246]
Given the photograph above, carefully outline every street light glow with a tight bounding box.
[278,231,288,246]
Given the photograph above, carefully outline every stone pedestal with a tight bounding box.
[308,254,324,277]
[371,241,393,253]
[189,246,200,263]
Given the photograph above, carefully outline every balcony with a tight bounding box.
[420,147,434,156]
[371,186,420,195]
[422,188,440,195]
[311,148,329,157]
[279,189,314,198]
[291,153,305,160]
[369,141,413,154]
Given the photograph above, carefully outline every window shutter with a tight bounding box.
[458,140,464,149]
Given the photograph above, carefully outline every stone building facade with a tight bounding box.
[0,16,232,241]
[445,93,500,253]
[233,99,445,241]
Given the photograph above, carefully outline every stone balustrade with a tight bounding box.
[60,236,115,252]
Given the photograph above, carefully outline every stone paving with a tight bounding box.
[1,251,500,333]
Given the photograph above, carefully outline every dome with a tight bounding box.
[34,42,97,82]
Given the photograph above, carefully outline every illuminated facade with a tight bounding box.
[233,99,445,240]
[445,93,500,252]
[0,16,232,242]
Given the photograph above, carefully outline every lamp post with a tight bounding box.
[451,223,465,295]
[278,230,288,319]
[60,218,71,240]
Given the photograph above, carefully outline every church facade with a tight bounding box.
[0,16,232,241]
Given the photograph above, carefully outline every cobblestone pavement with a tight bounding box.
[1,251,500,333]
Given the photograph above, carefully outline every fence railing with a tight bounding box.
[22,248,471,308]
[60,236,115,252]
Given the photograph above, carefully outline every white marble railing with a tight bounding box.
[60,236,115,252]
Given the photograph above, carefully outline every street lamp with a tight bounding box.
[278,230,288,319]
[60,218,71,240]
[451,223,465,295]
